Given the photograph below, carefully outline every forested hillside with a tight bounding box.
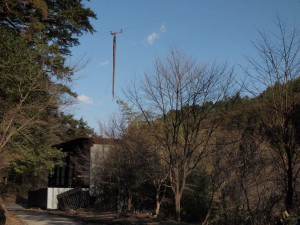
[93,78,300,225]
[95,20,300,223]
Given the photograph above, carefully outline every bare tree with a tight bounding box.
[244,17,300,212]
[126,48,234,221]
[146,143,169,217]
[97,110,167,214]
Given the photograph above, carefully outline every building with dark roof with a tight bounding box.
[29,137,115,209]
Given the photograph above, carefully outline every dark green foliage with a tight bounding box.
[0,0,96,191]
[0,26,53,152]
[56,113,95,142]
[0,0,96,55]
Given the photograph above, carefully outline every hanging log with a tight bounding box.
[112,35,116,97]
[110,30,122,97]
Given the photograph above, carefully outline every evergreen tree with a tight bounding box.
[0,0,96,189]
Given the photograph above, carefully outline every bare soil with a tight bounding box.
[46,209,191,225]
[1,194,25,225]
[6,208,192,225]
[6,211,25,225]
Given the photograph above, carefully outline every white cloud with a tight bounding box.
[146,32,159,44]
[160,24,166,33]
[145,24,167,45]
[99,60,109,67]
[77,94,93,104]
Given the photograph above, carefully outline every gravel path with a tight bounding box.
[6,204,84,225]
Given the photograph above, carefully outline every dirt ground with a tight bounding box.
[6,212,24,225]
[1,195,24,225]
[6,207,191,225]
[2,194,190,225]
[46,209,189,225]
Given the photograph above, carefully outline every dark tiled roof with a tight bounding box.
[53,136,117,149]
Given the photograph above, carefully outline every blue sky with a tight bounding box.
[67,0,300,132]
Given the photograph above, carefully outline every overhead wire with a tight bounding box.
[98,0,249,35]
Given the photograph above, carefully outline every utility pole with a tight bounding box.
[111,30,122,97]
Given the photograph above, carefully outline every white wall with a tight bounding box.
[47,188,73,209]
[89,144,111,196]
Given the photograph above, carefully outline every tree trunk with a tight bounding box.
[202,208,211,225]
[155,189,161,217]
[127,190,133,212]
[155,200,161,217]
[175,192,181,221]
[284,125,294,212]
[171,166,182,221]
[286,156,294,211]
